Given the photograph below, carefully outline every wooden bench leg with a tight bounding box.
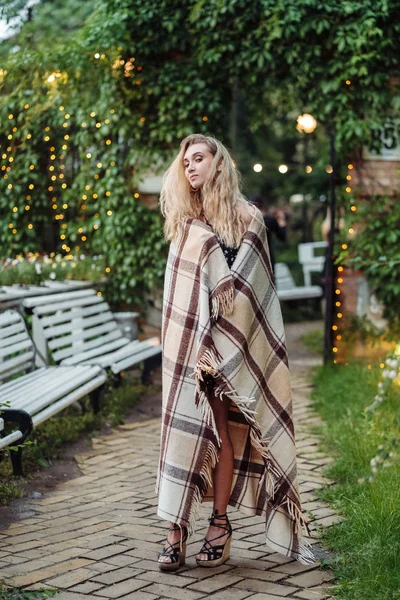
[89,384,105,414]
[0,409,33,477]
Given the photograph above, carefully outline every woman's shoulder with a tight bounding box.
[237,200,257,227]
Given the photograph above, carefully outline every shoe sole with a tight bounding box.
[158,552,186,572]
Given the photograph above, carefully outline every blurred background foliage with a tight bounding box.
[0,0,399,309]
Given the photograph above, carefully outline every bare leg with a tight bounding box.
[196,391,234,561]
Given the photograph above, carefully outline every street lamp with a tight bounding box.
[296,113,317,242]
[296,113,317,134]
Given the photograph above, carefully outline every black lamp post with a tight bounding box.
[323,124,337,364]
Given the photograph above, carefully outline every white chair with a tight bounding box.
[275,263,323,301]
[298,241,327,287]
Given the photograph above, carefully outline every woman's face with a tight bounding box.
[183,142,215,190]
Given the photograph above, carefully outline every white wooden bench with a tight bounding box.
[22,289,162,381]
[0,280,94,310]
[0,310,107,475]
[275,263,323,301]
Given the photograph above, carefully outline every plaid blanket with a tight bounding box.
[156,208,314,564]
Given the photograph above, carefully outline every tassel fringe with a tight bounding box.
[212,286,235,320]
[186,442,219,538]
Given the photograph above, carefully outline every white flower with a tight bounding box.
[371,467,378,474]
[382,370,390,378]
[49,272,56,280]
[35,264,41,274]
[357,478,365,484]
[370,457,376,467]
[378,382,384,389]
[80,254,86,260]
[389,370,397,379]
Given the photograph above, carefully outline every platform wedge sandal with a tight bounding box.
[158,525,188,572]
[195,509,232,568]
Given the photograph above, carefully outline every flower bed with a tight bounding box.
[0,252,106,286]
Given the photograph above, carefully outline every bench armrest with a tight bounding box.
[0,409,33,449]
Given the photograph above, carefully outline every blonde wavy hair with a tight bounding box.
[159,134,249,247]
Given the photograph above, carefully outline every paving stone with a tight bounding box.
[205,590,253,600]
[135,570,198,587]
[137,584,205,600]
[49,594,93,600]
[45,567,97,588]
[84,561,121,573]
[188,572,245,593]
[270,561,319,575]
[179,564,233,579]
[92,566,144,585]
[80,545,135,561]
[105,554,141,567]
[285,569,334,587]
[92,578,152,597]
[235,579,299,596]
[294,586,333,599]
[8,558,95,588]
[115,593,159,600]
[231,568,284,583]
[243,595,298,600]
[69,580,105,593]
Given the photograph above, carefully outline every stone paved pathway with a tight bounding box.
[0,322,340,600]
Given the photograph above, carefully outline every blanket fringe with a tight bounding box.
[212,286,235,320]
[283,496,315,564]
[187,441,219,538]
[194,348,220,382]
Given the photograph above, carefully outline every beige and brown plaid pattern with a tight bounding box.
[156,209,314,564]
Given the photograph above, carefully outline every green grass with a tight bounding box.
[0,375,158,505]
[311,362,400,599]
[0,587,56,600]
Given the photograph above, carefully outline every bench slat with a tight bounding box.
[111,343,162,374]
[0,312,24,329]
[41,302,110,328]
[32,373,107,427]
[34,295,104,315]
[51,328,122,361]
[0,323,27,340]
[0,366,105,415]
[44,311,115,340]
[0,338,33,360]
[60,337,130,366]
[0,352,35,381]
[0,368,47,393]
[23,288,97,309]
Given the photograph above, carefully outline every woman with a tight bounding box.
[156,134,313,571]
